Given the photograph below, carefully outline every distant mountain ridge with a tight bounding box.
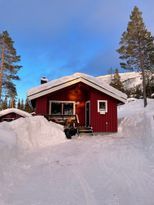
[97,72,142,90]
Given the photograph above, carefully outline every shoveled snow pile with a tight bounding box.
[118,99,154,161]
[0,116,66,154]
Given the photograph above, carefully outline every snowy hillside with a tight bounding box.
[0,99,154,205]
[97,71,142,89]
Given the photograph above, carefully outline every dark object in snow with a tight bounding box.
[64,127,77,139]
[64,118,78,139]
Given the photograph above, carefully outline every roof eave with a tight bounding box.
[28,77,127,103]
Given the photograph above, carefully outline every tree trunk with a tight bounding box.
[142,67,147,107]
[140,51,147,107]
[0,47,4,103]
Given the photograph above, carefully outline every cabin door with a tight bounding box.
[85,101,90,127]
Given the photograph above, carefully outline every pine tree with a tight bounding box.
[10,97,16,108]
[20,99,25,110]
[110,68,124,92]
[17,98,21,109]
[1,97,8,110]
[0,31,22,102]
[117,6,154,107]
[8,99,11,108]
[25,98,33,113]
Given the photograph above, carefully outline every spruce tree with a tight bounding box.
[0,31,22,102]
[17,98,21,109]
[10,97,16,108]
[1,97,8,110]
[8,99,11,108]
[20,99,25,110]
[25,98,33,113]
[117,6,154,107]
[110,68,124,92]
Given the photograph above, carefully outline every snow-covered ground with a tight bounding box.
[0,99,154,205]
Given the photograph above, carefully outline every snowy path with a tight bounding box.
[1,135,154,205]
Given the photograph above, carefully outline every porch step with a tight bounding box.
[78,126,94,135]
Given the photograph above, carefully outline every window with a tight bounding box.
[97,100,107,114]
[51,102,62,115]
[63,103,74,115]
[50,101,75,115]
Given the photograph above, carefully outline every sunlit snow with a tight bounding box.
[0,99,154,205]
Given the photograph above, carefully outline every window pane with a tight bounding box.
[99,102,106,111]
[63,103,73,115]
[51,102,62,115]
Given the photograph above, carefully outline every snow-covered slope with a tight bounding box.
[0,99,154,205]
[97,71,142,89]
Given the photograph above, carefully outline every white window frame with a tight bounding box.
[97,100,108,114]
[49,101,76,115]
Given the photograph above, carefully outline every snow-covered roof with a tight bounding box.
[0,108,32,118]
[27,73,127,103]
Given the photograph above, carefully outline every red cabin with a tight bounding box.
[0,108,32,122]
[27,73,127,132]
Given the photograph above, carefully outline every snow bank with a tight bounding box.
[118,98,154,119]
[118,99,154,159]
[0,116,66,154]
[0,122,17,163]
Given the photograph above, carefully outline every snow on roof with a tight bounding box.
[0,108,32,118]
[27,72,127,103]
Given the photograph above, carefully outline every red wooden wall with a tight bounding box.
[0,113,24,122]
[35,82,119,132]
[90,88,118,132]
[36,83,90,125]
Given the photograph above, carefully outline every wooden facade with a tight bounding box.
[0,112,24,122]
[33,82,119,132]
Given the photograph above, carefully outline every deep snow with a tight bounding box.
[0,99,154,205]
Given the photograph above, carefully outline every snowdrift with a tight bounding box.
[118,99,154,159]
[0,116,66,154]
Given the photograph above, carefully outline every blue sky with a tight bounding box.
[0,0,154,99]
